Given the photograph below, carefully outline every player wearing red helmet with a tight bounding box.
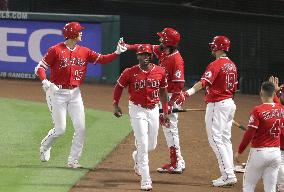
[34,21,127,168]
[173,35,238,187]
[124,27,186,174]
[113,44,168,191]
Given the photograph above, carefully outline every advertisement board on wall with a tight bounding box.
[0,19,102,80]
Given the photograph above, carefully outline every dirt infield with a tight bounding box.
[0,79,263,192]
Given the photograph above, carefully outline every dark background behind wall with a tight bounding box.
[8,0,284,94]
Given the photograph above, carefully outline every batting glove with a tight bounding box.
[115,37,127,54]
[42,79,51,92]
[174,91,189,106]
[159,114,170,128]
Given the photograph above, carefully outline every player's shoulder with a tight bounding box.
[123,65,139,73]
[251,104,265,113]
[153,64,164,71]
[49,42,64,51]
[76,44,91,52]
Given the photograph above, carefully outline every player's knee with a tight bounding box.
[54,125,66,136]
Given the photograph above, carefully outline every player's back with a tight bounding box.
[250,103,284,148]
[203,57,238,102]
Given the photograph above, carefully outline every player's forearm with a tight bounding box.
[238,127,256,154]
[160,88,169,114]
[36,67,46,81]
[113,84,124,106]
[98,53,118,64]
[186,81,203,96]
[125,44,140,51]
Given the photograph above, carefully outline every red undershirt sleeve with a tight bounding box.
[238,127,256,154]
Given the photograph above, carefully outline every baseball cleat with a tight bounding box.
[157,163,183,174]
[234,163,246,173]
[141,182,152,191]
[178,159,186,171]
[40,146,51,162]
[132,151,141,176]
[212,177,237,187]
[67,160,83,169]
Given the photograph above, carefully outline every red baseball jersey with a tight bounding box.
[152,45,185,93]
[41,42,117,86]
[273,94,284,150]
[201,57,238,103]
[247,103,284,148]
[117,64,167,107]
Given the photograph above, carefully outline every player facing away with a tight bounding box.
[34,22,127,168]
[173,36,238,187]
[269,76,284,192]
[234,81,283,192]
[113,44,169,191]
[124,27,186,174]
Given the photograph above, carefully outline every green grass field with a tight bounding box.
[0,98,132,192]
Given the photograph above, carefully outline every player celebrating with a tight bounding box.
[34,22,127,168]
[234,81,283,192]
[125,27,186,174]
[113,44,168,191]
[173,36,238,186]
[269,76,284,192]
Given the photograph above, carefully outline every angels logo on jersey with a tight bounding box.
[205,71,212,79]
[175,70,182,78]
[248,115,255,124]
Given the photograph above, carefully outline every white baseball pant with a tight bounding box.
[205,98,236,180]
[162,93,183,160]
[244,147,281,192]
[129,101,159,185]
[41,87,85,163]
[277,150,284,191]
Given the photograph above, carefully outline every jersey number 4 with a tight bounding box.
[270,119,284,138]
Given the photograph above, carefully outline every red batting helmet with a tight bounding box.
[209,36,230,52]
[62,22,85,39]
[157,27,180,47]
[136,44,152,54]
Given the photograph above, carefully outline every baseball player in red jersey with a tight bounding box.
[173,36,238,186]
[34,22,127,168]
[113,44,168,191]
[269,76,284,192]
[124,27,186,174]
[234,81,283,192]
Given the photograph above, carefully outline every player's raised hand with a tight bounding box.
[113,105,123,118]
[269,76,280,91]
[115,37,127,54]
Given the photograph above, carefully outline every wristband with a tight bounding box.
[186,88,196,96]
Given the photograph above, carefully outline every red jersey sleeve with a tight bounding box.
[152,45,162,58]
[42,47,56,67]
[247,108,260,129]
[274,94,281,104]
[238,127,257,154]
[171,57,185,83]
[117,68,130,87]
[201,62,219,87]
[160,70,168,88]
[88,50,118,64]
